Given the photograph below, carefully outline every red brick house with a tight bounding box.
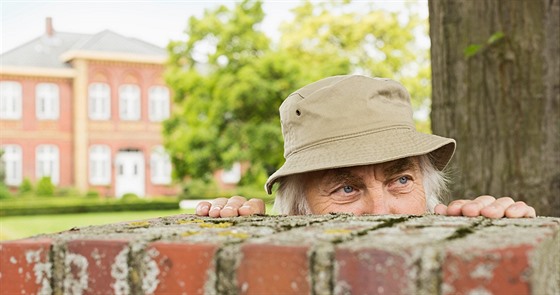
[0,18,179,198]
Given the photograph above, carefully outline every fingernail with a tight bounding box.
[240,205,251,210]
[224,206,234,211]
[210,206,221,212]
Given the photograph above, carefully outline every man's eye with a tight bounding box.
[343,185,354,193]
[397,176,410,185]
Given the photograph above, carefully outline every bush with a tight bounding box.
[36,177,55,197]
[0,183,12,199]
[181,179,220,200]
[0,196,179,216]
[85,190,100,199]
[120,193,140,202]
[18,178,33,195]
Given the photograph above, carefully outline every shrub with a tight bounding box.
[36,177,55,197]
[0,183,12,199]
[120,193,140,202]
[85,190,100,199]
[18,178,33,195]
[181,178,219,200]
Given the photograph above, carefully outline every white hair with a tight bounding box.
[273,154,449,215]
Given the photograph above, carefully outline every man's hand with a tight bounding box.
[195,196,266,217]
[434,195,536,218]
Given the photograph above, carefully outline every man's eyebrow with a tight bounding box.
[321,169,364,188]
[382,157,416,178]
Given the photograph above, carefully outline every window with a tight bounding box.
[36,144,59,184]
[150,146,171,184]
[89,145,111,185]
[36,83,59,120]
[119,84,140,120]
[88,83,111,120]
[148,86,170,121]
[1,145,22,185]
[221,162,241,184]
[0,81,22,119]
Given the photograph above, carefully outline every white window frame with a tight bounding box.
[0,81,22,120]
[88,83,111,120]
[36,144,59,185]
[119,84,141,121]
[36,83,59,120]
[1,145,22,186]
[89,145,112,185]
[221,162,241,184]
[150,146,172,185]
[148,86,170,122]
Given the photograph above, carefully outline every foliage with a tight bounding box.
[85,190,100,199]
[36,177,55,197]
[120,193,140,202]
[0,149,5,185]
[18,178,34,195]
[0,183,11,199]
[0,197,179,217]
[164,0,432,185]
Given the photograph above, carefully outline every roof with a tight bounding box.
[1,30,167,69]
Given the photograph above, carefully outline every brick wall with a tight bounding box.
[0,214,558,294]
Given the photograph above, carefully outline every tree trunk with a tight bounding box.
[429,0,559,216]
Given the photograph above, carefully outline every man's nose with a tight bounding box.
[361,190,391,215]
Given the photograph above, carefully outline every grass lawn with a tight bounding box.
[0,209,194,241]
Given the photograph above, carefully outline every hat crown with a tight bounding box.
[280,75,414,158]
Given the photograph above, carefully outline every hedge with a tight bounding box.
[0,197,179,217]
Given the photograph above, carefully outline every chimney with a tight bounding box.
[45,17,54,37]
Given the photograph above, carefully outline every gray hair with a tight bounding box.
[273,154,449,215]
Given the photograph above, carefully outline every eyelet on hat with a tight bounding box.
[295,110,301,116]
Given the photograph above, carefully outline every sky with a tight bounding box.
[1,0,428,55]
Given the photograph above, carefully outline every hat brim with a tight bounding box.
[265,127,455,194]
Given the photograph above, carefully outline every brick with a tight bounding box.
[64,239,130,295]
[336,247,407,295]
[237,243,311,295]
[441,224,559,295]
[443,244,533,295]
[145,241,218,295]
[0,238,52,294]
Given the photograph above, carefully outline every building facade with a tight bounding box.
[0,18,178,197]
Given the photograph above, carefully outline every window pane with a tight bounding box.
[119,84,140,121]
[0,81,22,119]
[36,144,59,184]
[148,86,170,122]
[88,83,111,120]
[1,145,22,185]
[89,145,111,185]
[36,83,59,120]
[150,146,171,184]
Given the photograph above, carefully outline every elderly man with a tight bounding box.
[196,75,536,219]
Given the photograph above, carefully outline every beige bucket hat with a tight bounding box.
[265,75,456,194]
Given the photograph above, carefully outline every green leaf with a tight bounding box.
[464,44,483,57]
[487,31,505,44]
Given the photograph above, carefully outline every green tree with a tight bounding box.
[164,0,432,185]
[280,1,431,131]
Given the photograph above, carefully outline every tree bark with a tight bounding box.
[429,0,559,216]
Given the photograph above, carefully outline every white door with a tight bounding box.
[115,151,145,198]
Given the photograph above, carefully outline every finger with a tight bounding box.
[446,200,469,216]
[220,196,248,218]
[434,204,448,215]
[196,201,212,216]
[504,201,529,218]
[525,206,536,218]
[504,202,537,218]
[461,195,496,217]
[238,198,266,216]
[209,198,229,218]
[480,197,515,219]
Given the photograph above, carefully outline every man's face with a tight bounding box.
[303,157,426,215]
